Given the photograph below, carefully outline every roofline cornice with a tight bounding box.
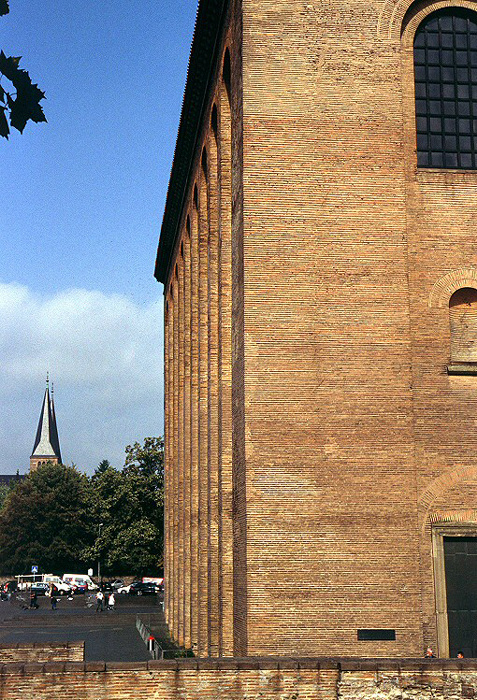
[154,0,229,287]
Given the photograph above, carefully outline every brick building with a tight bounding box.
[154,0,477,659]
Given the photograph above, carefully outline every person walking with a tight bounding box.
[108,592,115,611]
[95,589,104,612]
[29,591,39,609]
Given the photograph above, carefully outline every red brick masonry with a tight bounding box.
[0,642,84,663]
[0,657,476,699]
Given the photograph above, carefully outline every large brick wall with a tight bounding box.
[241,0,420,657]
[162,0,244,658]
[1,658,477,699]
[0,642,84,663]
[157,0,477,660]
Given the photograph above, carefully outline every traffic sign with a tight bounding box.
[31,565,38,574]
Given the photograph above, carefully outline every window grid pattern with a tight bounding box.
[414,9,477,169]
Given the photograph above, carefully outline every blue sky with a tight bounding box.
[0,0,197,472]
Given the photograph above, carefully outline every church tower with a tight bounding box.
[30,377,62,472]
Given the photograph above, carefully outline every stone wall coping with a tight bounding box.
[1,657,476,675]
[0,641,83,649]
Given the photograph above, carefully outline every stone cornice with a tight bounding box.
[154,0,229,287]
[2,657,477,673]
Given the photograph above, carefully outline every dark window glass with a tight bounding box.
[442,33,454,48]
[442,66,455,81]
[416,116,428,130]
[442,83,455,100]
[446,135,457,150]
[442,50,454,65]
[444,117,457,132]
[415,83,426,98]
[414,9,477,169]
[445,152,459,167]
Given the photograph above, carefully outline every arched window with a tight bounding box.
[414,8,477,169]
[449,287,477,365]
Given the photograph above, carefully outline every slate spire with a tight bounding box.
[30,376,62,471]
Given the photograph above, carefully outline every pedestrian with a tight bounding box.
[425,646,435,658]
[50,593,57,610]
[29,591,39,609]
[108,592,115,611]
[457,651,465,658]
[95,589,104,612]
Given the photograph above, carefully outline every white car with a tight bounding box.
[117,583,132,595]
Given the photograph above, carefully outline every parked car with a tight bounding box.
[62,574,98,591]
[111,579,124,590]
[117,583,132,595]
[43,576,72,596]
[127,581,159,596]
[70,582,88,594]
[30,582,49,596]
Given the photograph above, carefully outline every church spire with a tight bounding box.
[30,377,62,472]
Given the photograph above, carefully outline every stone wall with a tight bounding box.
[0,658,477,699]
[0,642,84,663]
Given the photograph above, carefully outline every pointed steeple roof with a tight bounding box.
[31,377,62,463]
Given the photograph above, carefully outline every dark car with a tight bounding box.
[128,581,159,596]
[71,582,88,594]
[100,581,113,592]
[30,582,49,596]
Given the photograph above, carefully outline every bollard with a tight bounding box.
[147,635,155,656]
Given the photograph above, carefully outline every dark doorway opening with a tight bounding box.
[444,536,477,657]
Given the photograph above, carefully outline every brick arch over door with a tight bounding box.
[428,268,477,307]
[419,465,477,534]
[378,0,477,40]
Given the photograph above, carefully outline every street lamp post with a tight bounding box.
[98,522,104,583]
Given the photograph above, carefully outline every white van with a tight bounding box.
[62,574,98,591]
[42,575,72,595]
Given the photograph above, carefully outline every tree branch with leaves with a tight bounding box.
[0,0,46,139]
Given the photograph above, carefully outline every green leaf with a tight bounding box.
[0,106,9,139]
[0,52,22,81]
[0,0,9,16]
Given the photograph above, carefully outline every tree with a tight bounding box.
[0,481,10,511]
[0,473,22,511]
[0,462,94,574]
[87,438,164,576]
[0,1,46,138]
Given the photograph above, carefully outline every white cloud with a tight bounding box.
[0,282,163,474]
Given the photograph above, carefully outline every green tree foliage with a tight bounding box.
[87,438,164,576]
[0,1,46,138]
[0,474,22,511]
[0,482,11,511]
[0,462,94,574]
